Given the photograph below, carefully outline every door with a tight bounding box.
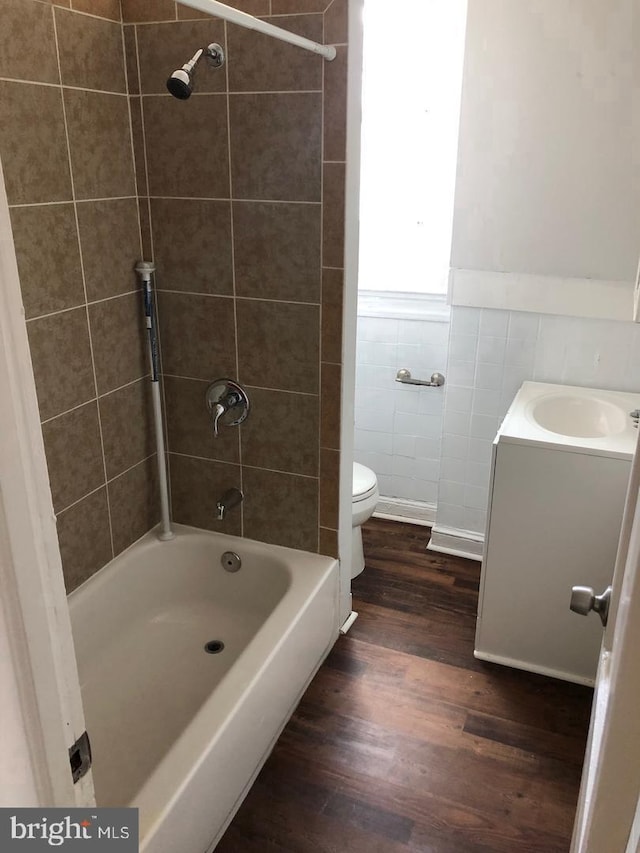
[0,156,95,807]
[570,430,640,851]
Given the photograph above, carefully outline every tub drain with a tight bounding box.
[204,640,225,654]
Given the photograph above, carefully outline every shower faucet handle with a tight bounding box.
[206,379,250,439]
[212,402,227,438]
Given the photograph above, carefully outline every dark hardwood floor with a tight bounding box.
[218,518,593,852]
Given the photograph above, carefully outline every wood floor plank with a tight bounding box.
[401,654,592,738]
[463,711,587,765]
[351,600,482,670]
[324,793,415,844]
[219,518,592,852]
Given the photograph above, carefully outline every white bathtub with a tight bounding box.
[68,523,339,852]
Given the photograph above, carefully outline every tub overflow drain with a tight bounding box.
[221,551,241,572]
[204,640,225,654]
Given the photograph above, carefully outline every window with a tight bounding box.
[358,0,468,296]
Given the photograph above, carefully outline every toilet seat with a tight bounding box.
[353,484,377,503]
[351,462,379,579]
[353,462,377,501]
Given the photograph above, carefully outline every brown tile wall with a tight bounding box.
[127,0,347,554]
[2,0,347,575]
[0,0,157,592]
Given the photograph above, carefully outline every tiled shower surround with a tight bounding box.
[0,0,347,590]
[129,0,347,558]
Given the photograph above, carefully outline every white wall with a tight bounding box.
[451,0,637,286]
[354,311,448,515]
[432,0,640,555]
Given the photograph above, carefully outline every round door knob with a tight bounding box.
[570,586,596,616]
[569,585,612,627]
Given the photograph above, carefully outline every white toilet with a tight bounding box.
[351,462,379,578]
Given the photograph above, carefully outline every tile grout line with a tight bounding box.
[169,451,319,482]
[134,22,175,521]
[223,18,245,537]
[142,89,322,97]
[121,20,145,263]
[51,8,116,560]
[162,374,320,397]
[9,195,138,209]
[155,290,321,306]
[40,374,151,426]
[120,10,335,24]
[134,25,151,203]
[145,196,321,205]
[53,3,123,24]
[41,397,98,426]
[99,372,151,399]
[169,451,240,470]
[55,483,106,519]
[26,289,141,323]
[467,318,484,467]
[107,453,157,488]
[0,76,130,98]
[316,8,327,554]
[56,452,158,517]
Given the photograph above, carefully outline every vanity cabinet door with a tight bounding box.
[475,440,629,684]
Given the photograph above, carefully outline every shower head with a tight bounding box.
[166,43,225,100]
[167,66,194,100]
[167,47,203,100]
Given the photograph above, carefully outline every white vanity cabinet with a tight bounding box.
[475,381,640,685]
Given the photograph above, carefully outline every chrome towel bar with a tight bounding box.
[395,368,445,387]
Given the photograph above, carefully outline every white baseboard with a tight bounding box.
[427,524,484,561]
[373,496,436,527]
[473,649,595,687]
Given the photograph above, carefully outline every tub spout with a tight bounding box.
[216,487,243,521]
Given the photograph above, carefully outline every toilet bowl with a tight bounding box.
[351,462,379,578]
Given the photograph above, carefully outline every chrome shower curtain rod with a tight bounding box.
[178,0,337,60]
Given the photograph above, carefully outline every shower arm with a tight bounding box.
[177,0,337,60]
[182,48,204,74]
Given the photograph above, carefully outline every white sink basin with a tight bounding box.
[528,393,629,438]
[498,382,640,459]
